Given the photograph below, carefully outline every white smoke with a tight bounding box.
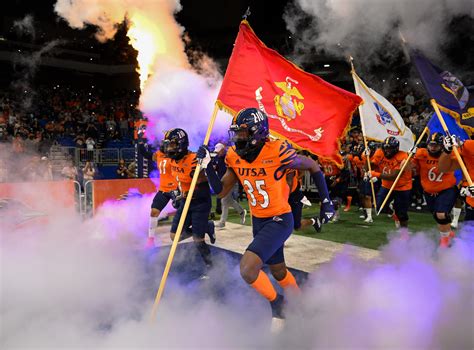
[13,15,35,40]
[54,0,229,149]
[2,193,473,349]
[285,0,474,69]
[2,145,473,349]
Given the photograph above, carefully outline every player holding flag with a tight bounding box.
[197,108,335,327]
[412,133,458,247]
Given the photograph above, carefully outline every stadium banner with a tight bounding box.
[217,20,362,166]
[92,178,158,212]
[352,71,415,152]
[0,180,76,229]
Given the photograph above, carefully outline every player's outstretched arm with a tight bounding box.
[196,145,238,198]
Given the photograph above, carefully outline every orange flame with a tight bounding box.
[127,13,165,91]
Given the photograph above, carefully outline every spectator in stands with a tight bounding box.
[127,160,136,178]
[116,158,128,179]
[106,117,117,132]
[12,134,24,154]
[405,91,415,114]
[82,161,96,184]
[75,133,85,148]
[119,117,129,138]
[61,158,78,181]
[38,156,53,181]
[85,122,99,140]
[85,136,95,159]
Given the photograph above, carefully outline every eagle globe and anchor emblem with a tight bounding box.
[254,76,323,141]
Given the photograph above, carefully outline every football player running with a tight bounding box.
[196,108,336,328]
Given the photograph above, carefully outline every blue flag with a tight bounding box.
[427,111,469,140]
[411,50,474,135]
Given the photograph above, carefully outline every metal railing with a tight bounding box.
[50,147,134,166]
[119,148,135,163]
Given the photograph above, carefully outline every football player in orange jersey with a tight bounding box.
[138,139,177,247]
[412,133,458,247]
[197,108,335,327]
[163,128,216,270]
[349,142,380,223]
[367,136,413,229]
[439,135,474,223]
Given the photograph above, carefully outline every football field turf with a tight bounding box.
[223,199,446,250]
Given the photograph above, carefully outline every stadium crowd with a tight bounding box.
[0,84,139,182]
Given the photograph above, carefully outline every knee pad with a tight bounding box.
[433,212,452,225]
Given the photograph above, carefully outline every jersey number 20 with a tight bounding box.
[243,179,269,208]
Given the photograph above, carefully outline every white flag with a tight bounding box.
[352,72,415,152]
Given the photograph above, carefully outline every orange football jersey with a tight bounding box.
[348,154,367,174]
[170,152,198,193]
[226,139,296,218]
[453,140,474,206]
[371,149,412,191]
[412,148,456,194]
[154,150,177,192]
[318,158,341,177]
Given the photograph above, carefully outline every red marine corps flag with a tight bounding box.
[217,21,362,165]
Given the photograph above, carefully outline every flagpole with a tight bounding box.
[350,59,378,212]
[149,103,220,321]
[376,126,428,216]
[431,99,473,186]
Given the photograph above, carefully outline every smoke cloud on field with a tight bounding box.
[284,0,474,71]
[2,146,473,349]
[54,0,231,149]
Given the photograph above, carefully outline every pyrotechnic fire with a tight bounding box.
[127,13,164,91]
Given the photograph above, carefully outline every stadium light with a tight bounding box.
[324,64,330,67]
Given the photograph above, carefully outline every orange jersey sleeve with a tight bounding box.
[373,149,412,191]
[413,148,456,194]
[318,159,341,177]
[170,152,197,193]
[155,151,177,192]
[226,139,295,218]
[350,154,367,173]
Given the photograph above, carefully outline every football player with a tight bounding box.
[138,139,177,247]
[439,135,474,223]
[163,128,216,268]
[368,136,412,229]
[412,133,458,247]
[197,108,336,325]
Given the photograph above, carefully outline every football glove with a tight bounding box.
[196,145,211,169]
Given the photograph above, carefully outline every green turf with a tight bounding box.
[216,198,440,250]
